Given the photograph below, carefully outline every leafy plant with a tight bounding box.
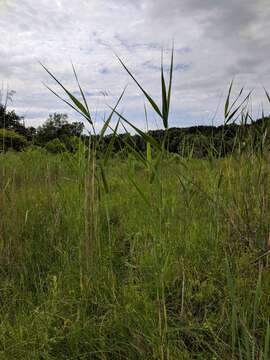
[0,128,27,152]
[45,138,67,153]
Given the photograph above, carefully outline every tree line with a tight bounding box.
[1,102,270,157]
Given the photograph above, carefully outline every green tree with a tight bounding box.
[0,91,36,141]
[36,113,84,146]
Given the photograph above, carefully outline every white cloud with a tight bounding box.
[0,0,270,130]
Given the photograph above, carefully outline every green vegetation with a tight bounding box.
[1,89,270,160]
[35,113,84,150]
[0,128,27,152]
[1,150,270,359]
[1,50,270,358]
[0,95,36,141]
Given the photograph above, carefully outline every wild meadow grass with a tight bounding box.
[1,49,270,359]
[0,149,270,359]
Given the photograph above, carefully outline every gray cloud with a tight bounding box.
[0,0,270,129]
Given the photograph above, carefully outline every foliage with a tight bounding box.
[2,103,270,158]
[45,137,67,153]
[35,113,84,146]
[0,128,27,151]
[0,151,270,359]
[0,98,36,141]
[1,48,270,359]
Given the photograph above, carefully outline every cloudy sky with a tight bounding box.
[1,0,270,131]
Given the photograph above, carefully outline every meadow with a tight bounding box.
[1,50,270,359]
[0,148,270,359]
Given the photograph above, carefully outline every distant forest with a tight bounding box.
[1,103,270,157]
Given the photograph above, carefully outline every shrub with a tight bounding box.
[0,128,27,151]
[61,135,85,153]
[45,138,67,153]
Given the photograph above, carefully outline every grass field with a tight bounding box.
[1,48,270,359]
[1,148,270,359]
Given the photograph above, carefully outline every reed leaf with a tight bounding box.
[110,108,162,151]
[116,55,162,119]
[40,62,92,125]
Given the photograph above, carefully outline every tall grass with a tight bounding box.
[0,50,270,358]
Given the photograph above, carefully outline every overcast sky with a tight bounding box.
[1,0,270,131]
